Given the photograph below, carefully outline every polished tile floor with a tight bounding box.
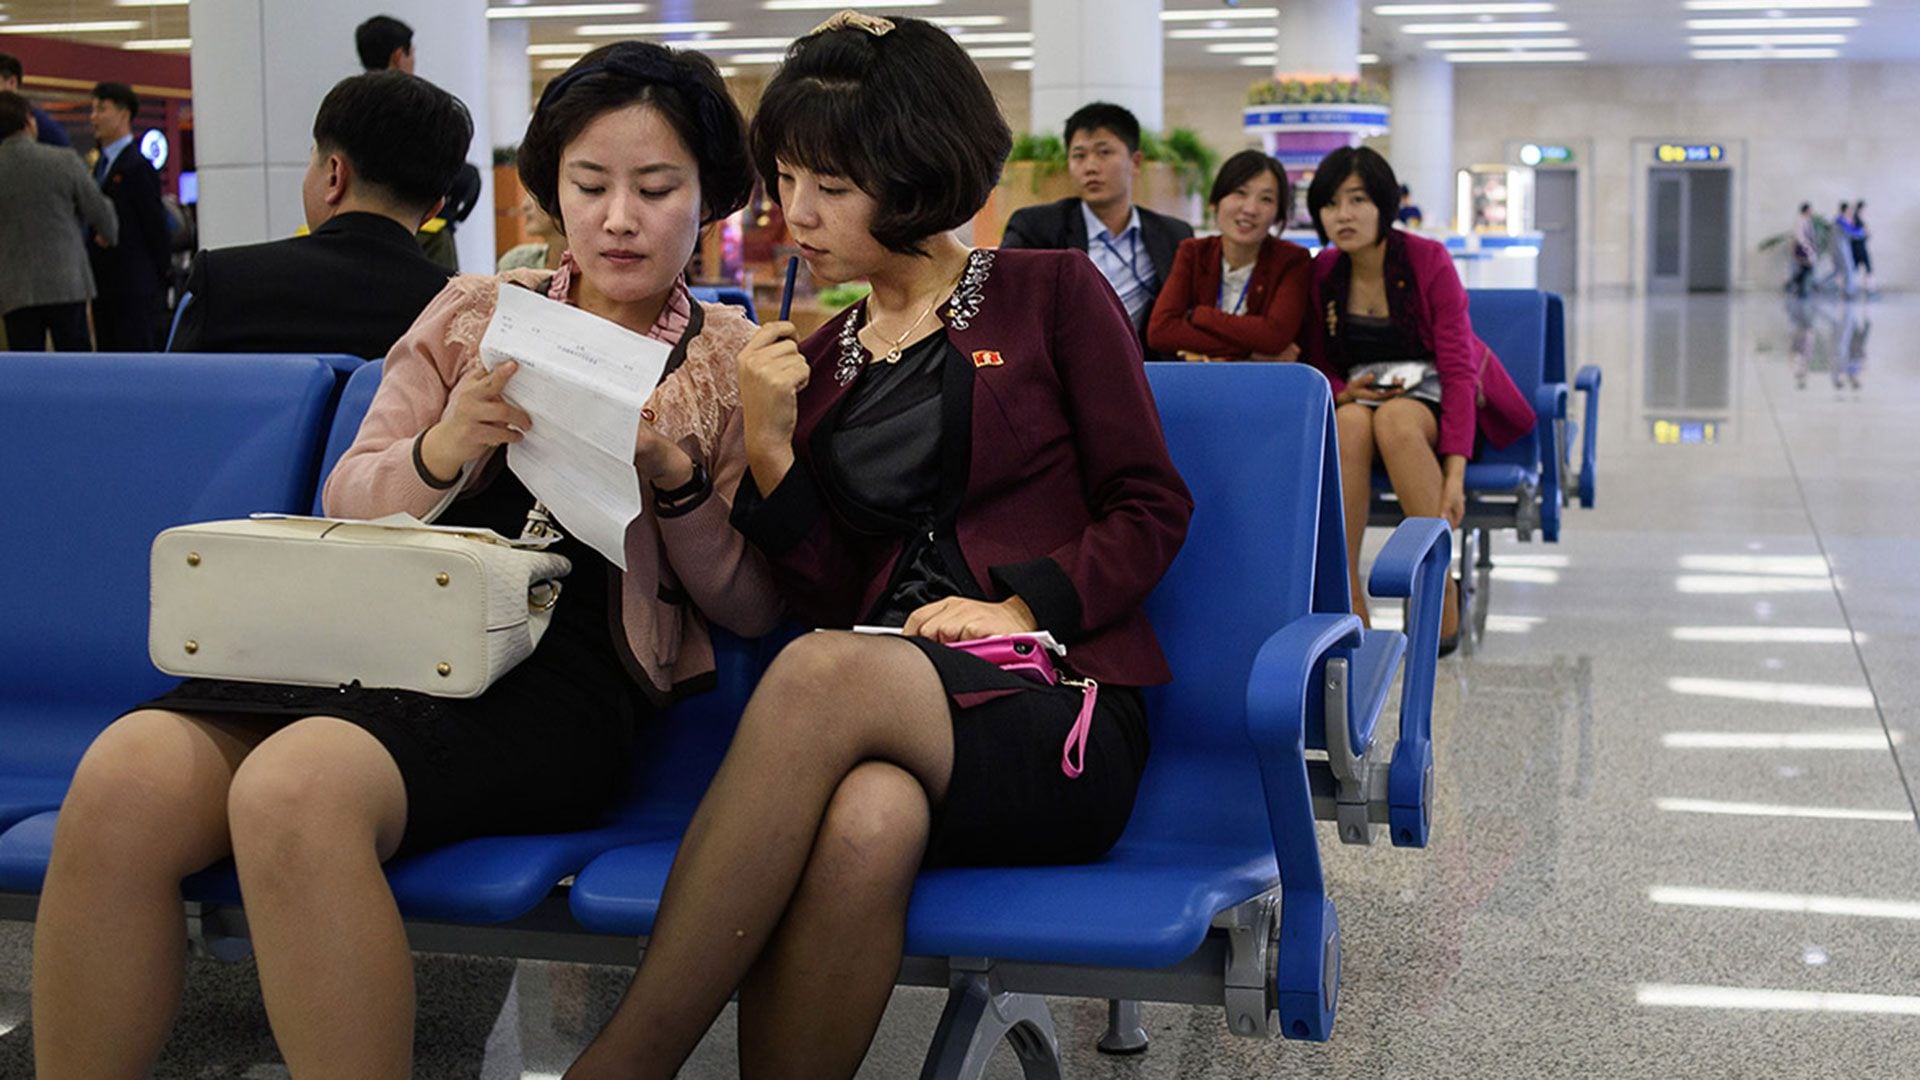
[1,290,1915,1078]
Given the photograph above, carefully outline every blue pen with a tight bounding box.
[778,256,799,322]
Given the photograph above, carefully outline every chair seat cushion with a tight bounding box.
[571,837,1279,969]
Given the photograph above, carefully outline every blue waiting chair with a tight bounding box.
[689,284,757,322]
[0,354,337,842]
[1369,289,1601,632]
[569,363,1451,1073]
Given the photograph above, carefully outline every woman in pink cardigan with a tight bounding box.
[1302,147,1533,651]
[31,43,778,1078]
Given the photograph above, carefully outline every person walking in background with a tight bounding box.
[1789,202,1816,299]
[1000,101,1193,360]
[1147,150,1311,362]
[0,52,72,149]
[86,82,171,351]
[0,92,117,350]
[1396,184,1423,229]
[1820,201,1856,297]
[1848,199,1873,297]
[357,14,482,272]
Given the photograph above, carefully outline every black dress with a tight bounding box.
[820,333,1150,867]
[137,459,649,856]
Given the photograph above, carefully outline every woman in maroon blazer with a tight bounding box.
[567,14,1192,1078]
[1148,150,1313,361]
[1302,146,1533,650]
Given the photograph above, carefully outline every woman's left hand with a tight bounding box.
[1440,473,1466,529]
[635,424,695,488]
[903,596,1039,643]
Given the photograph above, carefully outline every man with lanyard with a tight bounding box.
[1001,101,1193,361]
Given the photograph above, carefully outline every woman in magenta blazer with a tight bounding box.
[1302,146,1532,649]
[1147,150,1312,361]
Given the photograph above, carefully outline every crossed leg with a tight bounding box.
[566,632,955,1080]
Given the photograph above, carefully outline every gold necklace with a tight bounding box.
[866,260,968,364]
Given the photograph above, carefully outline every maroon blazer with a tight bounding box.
[1146,234,1313,359]
[1304,230,1534,458]
[732,248,1193,686]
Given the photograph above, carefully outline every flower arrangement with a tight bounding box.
[1245,77,1390,107]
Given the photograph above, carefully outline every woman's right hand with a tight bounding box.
[737,320,810,461]
[418,360,531,484]
[1336,372,1404,407]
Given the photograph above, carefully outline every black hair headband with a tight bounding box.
[537,42,726,141]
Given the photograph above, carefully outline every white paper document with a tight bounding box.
[477,285,673,570]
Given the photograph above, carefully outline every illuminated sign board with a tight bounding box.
[1519,144,1574,166]
[140,129,169,170]
[1652,419,1721,445]
[1655,143,1724,164]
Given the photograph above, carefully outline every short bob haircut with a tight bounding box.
[750,17,1012,255]
[1305,145,1401,246]
[519,41,753,234]
[1064,102,1141,156]
[1209,150,1291,213]
[313,71,471,217]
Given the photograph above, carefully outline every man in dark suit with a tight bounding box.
[1000,102,1193,359]
[0,53,71,149]
[356,13,482,272]
[87,82,171,350]
[168,71,470,358]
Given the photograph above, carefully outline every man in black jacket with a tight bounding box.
[87,82,171,350]
[168,71,470,358]
[1000,102,1193,359]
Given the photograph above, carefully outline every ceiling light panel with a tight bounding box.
[1403,21,1571,33]
[488,3,648,19]
[1684,0,1868,8]
[1422,37,1580,49]
[1167,27,1280,39]
[1161,7,1280,20]
[1692,47,1842,58]
[1685,16,1860,28]
[1374,3,1555,13]
[1444,50,1588,61]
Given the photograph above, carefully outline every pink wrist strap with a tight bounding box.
[1060,678,1099,779]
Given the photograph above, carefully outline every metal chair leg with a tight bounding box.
[1097,998,1150,1054]
[920,966,1063,1080]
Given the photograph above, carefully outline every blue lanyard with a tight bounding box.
[1218,270,1253,315]
[1095,229,1153,293]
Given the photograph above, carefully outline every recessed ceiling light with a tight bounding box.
[1166,26,1279,39]
[565,20,730,34]
[527,42,595,55]
[1422,36,1579,49]
[113,0,190,7]
[1687,33,1847,45]
[762,0,939,8]
[1207,42,1288,54]
[949,31,1033,44]
[487,3,648,19]
[122,37,192,49]
[575,32,788,47]
[1402,20,1570,32]
[1374,3,1554,13]
[1685,16,1860,27]
[965,46,1033,59]
[0,20,145,33]
[1444,49,1587,61]
[1684,1,1868,8]
[1692,46,1842,58]
[1161,7,1280,20]
[930,16,1008,28]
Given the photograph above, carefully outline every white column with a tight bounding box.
[1276,0,1359,80]
[488,18,532,152]
[1029,0,1162,141]
[189,0,493,271]
[1389,54,1453,230]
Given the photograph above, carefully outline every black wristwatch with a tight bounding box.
[652,458,712,518]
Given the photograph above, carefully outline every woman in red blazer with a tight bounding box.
[1302,147,1533,649]
[568,15,1192,1077]
[1147,150,1312,361]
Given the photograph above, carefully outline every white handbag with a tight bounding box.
[149,511,573,700]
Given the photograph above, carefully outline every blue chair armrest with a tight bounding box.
[1533,382,1568,542]
[1364,518,1450,848]
[1575,364,1602,508]
[1245,612,1365,1042]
